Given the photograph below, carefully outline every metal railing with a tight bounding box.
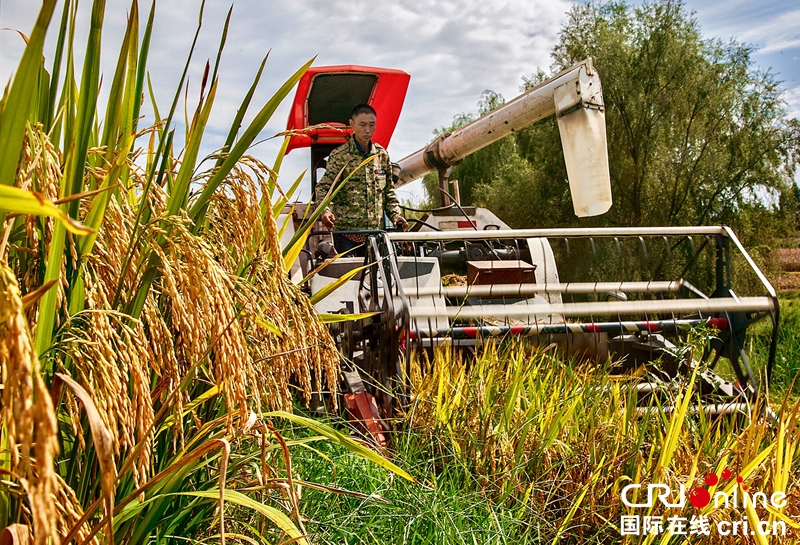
[371,225,778,389]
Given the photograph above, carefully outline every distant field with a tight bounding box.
[769,240,800,291]
[774,273,800,291]
[775,248,800,272]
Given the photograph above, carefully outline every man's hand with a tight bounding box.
[321,211,335,230]
[393,216,408,231]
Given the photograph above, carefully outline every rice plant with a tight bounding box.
[0,1,412,543]
[403,341,800,544]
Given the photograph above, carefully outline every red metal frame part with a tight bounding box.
[285,65,410,154]
[344,392,387,448]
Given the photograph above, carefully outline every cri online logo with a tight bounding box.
[621,469,788,510]
[690,469,742,508]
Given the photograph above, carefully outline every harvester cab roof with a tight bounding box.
[284,65,410,190]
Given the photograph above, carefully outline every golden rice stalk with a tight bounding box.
[0,264,60,545]
[49,179,160,481]
[194,154,339,415]
[89,172,181,402]
[11,124,65,326]
[229,164,339,410]
[89,185,143,301]
[0,266,34,465]
[27,372,59,545]
[239,255,339,410]
[52,474,99,545]
[204,156,272,271]
[58,302,154,484]
[79,163,184,449]
[149,215,253,423]
[54,268,155,484]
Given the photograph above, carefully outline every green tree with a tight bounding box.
[433,0,800,234]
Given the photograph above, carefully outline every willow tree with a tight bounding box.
[446,0,799,236]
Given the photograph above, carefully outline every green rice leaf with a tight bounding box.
[44,0,71,131]
[181,489,308,545]
[166,78,217,217]
[269,133,289,197]
[0,184,91,235]
[132,0,155,127]
[65,0,106,212]
[216,32,266,168]
[318,312,378,323]
[308,260,373,304]
[210,6,232,84]
[256,317,283,338]
[263,410,417,483]
[0,0,57,188]
[189,57,316,229]
[35,0,106,357]
[272,169,305,218]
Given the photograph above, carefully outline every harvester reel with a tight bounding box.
[382,227,775,420]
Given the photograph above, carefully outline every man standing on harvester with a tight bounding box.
[315,104,408,254]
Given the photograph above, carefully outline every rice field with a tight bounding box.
[775,248,800,273]
[766,241,800,292]
[278,337,800,545]
[1,2,799,545]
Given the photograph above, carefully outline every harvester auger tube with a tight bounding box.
[397,58,613,218]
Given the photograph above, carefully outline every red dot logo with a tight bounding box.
[736,475,743,483]
[705,473,719,486]
[721,469,732,479]
[689,487,711,508]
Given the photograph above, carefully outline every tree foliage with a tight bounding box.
[426,0,800,236]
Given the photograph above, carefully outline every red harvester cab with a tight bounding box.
[285,65,410,191]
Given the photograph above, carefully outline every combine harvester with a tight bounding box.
[280,60,779,441]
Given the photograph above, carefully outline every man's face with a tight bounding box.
[349,112,376,147]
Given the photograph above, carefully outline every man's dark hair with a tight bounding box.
[351,103,376,119]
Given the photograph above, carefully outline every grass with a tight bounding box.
[292,427,544,545]
[288,334,800,544]
[746,297,800,401]
[294,451,589,545]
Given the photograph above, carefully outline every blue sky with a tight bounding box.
[686,0,799,100]
[0,0,797,202]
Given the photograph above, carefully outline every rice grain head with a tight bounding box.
[0,264,60,544]
[14,124,65,326]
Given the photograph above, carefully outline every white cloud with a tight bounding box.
[0,0,572,199]
[682,0,800,59]
[727,9,800,54]
[784,85,800,119]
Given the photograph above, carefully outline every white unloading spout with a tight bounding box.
[396,58,612,217]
